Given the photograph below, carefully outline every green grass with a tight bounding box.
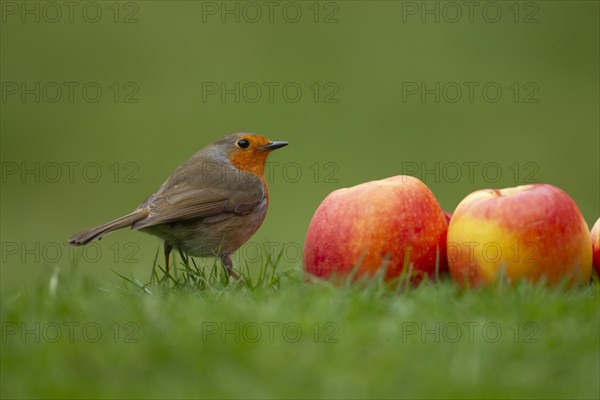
[1,257,599,399]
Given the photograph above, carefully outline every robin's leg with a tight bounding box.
[220,253,241,281]
[164,242,172,274]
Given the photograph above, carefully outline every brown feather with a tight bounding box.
[68,210,149,245]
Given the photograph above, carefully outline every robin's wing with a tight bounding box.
[131,181,265,230]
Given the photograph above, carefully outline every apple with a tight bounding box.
[443,211,452,225]
[447,184,592,286]
[591,218,600,277]
[303,175,448,281]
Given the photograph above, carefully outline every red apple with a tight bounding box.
[591,218,600,277]
[447,184,592,286]
[443,211,452,225]
[303,175,448,281]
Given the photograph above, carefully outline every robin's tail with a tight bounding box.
[68,210,149,246]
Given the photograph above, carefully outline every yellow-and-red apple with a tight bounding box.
[447,184,592,286]
[303,175,448,281]
[591,218,600,276]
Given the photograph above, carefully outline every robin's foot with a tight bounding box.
[220,253,241,281]
[164,242,172,274]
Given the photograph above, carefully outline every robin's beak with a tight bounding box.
[260,141,288,151]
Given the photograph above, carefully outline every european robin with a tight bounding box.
[68,133,288,279]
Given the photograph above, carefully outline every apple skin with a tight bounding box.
[447,184,592,286]
[303,175,448,281]
[443,211,453,225]
[591,218,600,277]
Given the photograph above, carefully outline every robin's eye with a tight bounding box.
[237,139,250,149]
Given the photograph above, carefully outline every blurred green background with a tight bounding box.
[1,0,599,290]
